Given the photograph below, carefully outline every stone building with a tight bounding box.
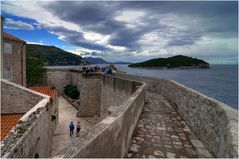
[1,17,3,78]
[1,80,59,157]
[2,32,26,86]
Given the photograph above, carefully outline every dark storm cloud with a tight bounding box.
[121,1,238,33]
[44,1,238,51]
[46,2,115,25]
[167,33,202,46]
[45,1,124,34]
[45,1,143,49]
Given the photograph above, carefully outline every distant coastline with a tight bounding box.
[127,66,209,70]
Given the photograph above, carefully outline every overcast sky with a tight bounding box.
[1,1,238,64]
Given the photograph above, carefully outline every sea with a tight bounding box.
[47,64,238,109]
[115,64,238,109]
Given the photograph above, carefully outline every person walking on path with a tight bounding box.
[76,122,81,137]
[69,121,75,137]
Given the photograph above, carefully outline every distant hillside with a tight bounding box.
[26,44,87,66]
[84,57,109,64]
[112,61,133,64]
[129,55,209,68]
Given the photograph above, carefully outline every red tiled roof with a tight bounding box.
[29,86,57,100]
[3,32,26,43]
[0,87,57,141]
[1,114,24,141]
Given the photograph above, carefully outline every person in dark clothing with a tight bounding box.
[69,121,75,137]
[107,69,112,74]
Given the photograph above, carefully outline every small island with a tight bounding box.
[128,55,209,69]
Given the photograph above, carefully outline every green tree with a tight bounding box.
[26,55,46,86]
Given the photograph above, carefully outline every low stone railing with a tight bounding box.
[1,80,58,158]
[115,73,238,158]
[53,76,146,158]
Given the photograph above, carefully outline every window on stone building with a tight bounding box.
[4,43,12,54]
[3,67,12,80]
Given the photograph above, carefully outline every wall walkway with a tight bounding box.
[128,91,212,158]
[51,96,93,157]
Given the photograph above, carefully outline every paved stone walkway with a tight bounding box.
[127,92,212,158]
[51,96,93,157]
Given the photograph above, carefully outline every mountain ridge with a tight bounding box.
[26,44,87,66]
[83,57,109,64]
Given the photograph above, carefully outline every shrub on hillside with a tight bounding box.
[64,85,80,99]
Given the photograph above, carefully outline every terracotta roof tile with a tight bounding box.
[29,86,57,100]
[1,114,24,141]
[3,32,26,43]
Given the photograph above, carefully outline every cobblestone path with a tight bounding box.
[127,92,212,158]
[51,96,92,157]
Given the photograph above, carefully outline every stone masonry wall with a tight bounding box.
[3,40,26,86]
[1,80,59,158]
[1,80,43,114]
[47,69,72,94]
[115,73,238,158]
[79,74,102,117]
[70,70,83,89]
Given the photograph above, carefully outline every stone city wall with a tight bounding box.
[47,69,72,94]
[70,70,83,89]
[1,79,43,114]
[47,70,128,117]
[115,73,238,158]
[1,80,59,158]
[53,76,146,158]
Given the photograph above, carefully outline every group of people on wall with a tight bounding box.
[82,64,117,75]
